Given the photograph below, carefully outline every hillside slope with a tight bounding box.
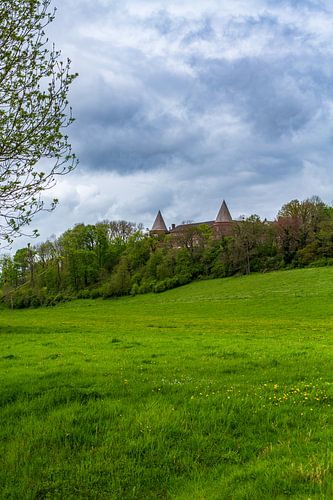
[0,268,333,498]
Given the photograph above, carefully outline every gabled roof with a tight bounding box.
[151,210,168,232]
[215,200,232,222]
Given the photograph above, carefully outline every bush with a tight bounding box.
[153,275,191,293]
[102,257,132,298]
[130,283,140,296]
[90,288,103,299]
[77,289,91,299]
[153,280,169,293]
[308,257,333,268]
[138,279,156,294]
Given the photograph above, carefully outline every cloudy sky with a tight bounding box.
[16,0,333,247]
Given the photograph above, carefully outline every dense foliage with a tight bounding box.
[1,196,333,308]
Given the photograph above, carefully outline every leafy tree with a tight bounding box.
[125,231,151,270]
[277,197,327,250]
[107,220,139,243]
[104,256,132,297]
[13,248,30,284]
[0,0,77,245]
[231,215,265,274]
[0,255,17,288]
[275,215,302,265]
[67,249,99,290]
[316,214,333,258]
[94,222,109,268]
[202,238,229,278]
[173,224,212,259]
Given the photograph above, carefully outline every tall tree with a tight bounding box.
[278,197,327,245]
[0,0,77,245]
[231,215,265,274]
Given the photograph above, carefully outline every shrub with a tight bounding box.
[130,283,140,296]
[90,288,103,299]
[308,257,333,268]
[138,279,156,294]
[153,275,190,293]
[77,289,91,299]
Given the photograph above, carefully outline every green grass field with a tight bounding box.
[1,268,333,499]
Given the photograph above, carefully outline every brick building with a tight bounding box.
[150,200,235,238]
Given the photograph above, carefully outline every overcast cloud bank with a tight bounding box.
[12,0,333,248]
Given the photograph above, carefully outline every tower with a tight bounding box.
[150,210,168,235]
[214,200,233,237]
[215,200,232,222]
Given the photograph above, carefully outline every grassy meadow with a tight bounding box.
[1,267,333,499]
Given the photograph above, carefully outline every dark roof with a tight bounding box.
[151,210,168,232]
[216,200,232,222]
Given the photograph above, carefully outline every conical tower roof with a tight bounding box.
[215,200,232,222]
[151,210,167,232]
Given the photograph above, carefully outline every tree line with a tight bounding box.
[1,196,333,308]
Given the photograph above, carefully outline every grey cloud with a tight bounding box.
[193,52,329,139]
[25,0,333,246]
[69,59,207,171]
[66,4,332,181]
